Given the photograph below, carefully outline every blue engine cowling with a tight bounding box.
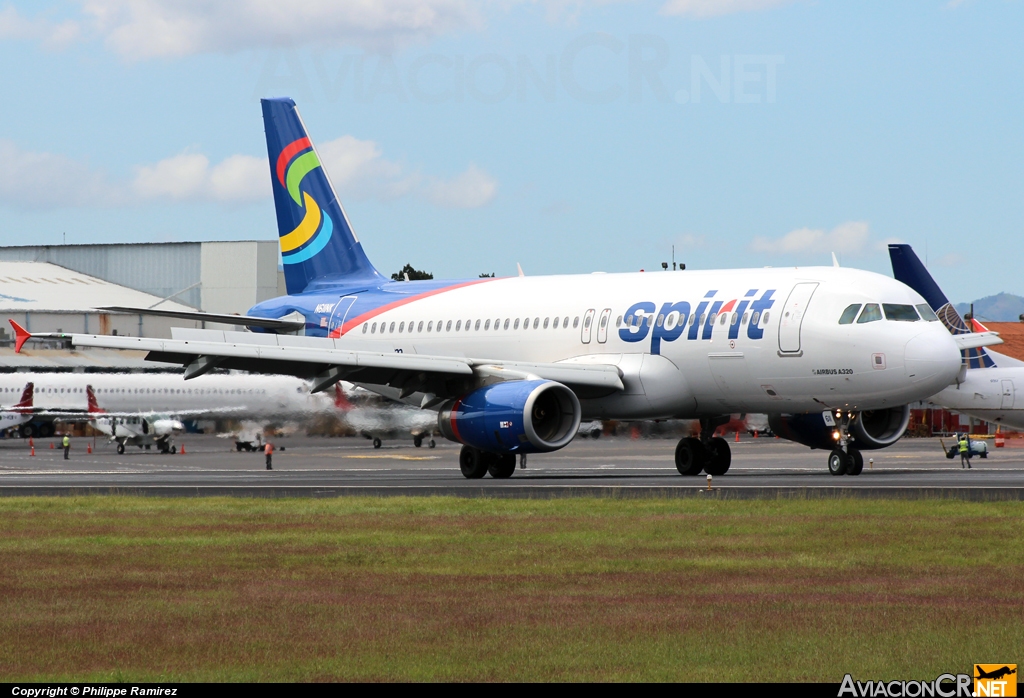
[438,380,581,454]
[768,405,911,450]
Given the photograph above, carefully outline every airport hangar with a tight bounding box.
[0,241,282,372]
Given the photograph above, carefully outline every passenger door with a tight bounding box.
[596,308,612,344]
[581,309,596,344]
[328,295,358,337]
[1001,379,1014,409]
[778,282,819,355]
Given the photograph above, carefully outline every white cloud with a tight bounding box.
[425,164,497,208]
[0,6,81,49]
[660,0,797,18]
[0,139,119,208]
[0,136,496,209]
[750,222,872,256]
[79,0,483,59]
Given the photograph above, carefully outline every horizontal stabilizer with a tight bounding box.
[97,307,305,332]
[954,332,1003,350]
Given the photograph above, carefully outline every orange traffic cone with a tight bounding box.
[30,445,35,456]
[753,431,759,438]
[734,430,740,443]
[87,443,92,454]
[180,443,186,455]
[50,442,54,449]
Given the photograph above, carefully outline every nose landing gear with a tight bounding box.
[827,411,863,476]
[675,417,732,476]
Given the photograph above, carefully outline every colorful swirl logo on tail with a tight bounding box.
[276,137,334,265]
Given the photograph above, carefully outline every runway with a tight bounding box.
[2,433,1024,498]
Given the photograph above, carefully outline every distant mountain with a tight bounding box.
[954,293,1024,321]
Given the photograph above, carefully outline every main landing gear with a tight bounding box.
[827,410,863,476]
[459,445,517,479]
[675,417,732,477]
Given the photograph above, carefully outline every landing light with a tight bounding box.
[832,430,840,440]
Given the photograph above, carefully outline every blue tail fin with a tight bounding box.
[889,243,995,368]
[261,98,382,294]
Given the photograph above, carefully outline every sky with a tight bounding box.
[0,0,1021,303]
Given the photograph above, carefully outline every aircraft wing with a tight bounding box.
[11,322,624,400]
[98,306,306,332]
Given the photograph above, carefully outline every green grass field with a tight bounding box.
[0,496,1021,682]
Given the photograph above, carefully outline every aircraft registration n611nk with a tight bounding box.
[13,98,988,478]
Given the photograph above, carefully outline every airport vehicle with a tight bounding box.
[943,433,987,459]
[14,98,982,478]
[889,244,1024,430]
[0,382,36,436]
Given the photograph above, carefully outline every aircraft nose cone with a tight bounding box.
[904,329,960,387]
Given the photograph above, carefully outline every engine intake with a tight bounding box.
[438,380,581,454]
[768,404,911,451]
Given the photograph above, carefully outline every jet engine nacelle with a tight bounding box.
[768,405,911,451]
[438,380,581,454]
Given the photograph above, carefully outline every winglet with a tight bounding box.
[9,319,30,353]
[971,317,990,333]
[831,252,840,268]
[517,263,525,277]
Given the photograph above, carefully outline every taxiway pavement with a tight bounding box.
[2,433,1023,498]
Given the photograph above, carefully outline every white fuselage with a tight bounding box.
[930,364,1024,429]
[0,372,333,418]
[322,267,962,419]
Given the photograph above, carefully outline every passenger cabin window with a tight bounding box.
[916,304,939,321]
[484,319,491,330]
[883,304,920,322]
[838,304,861,325]
[504,319,510,330]
[446,320,452,331]
[533,318,540,329]
[514,319,520,330]
[475,319,481,330]
[563,317,569,328]
[573,317,580,328]
[857,304,882,323]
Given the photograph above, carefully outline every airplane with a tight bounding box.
[82,385,185,454]
[0,371,335,440]
[889,243,1024,430]
[975,666,1016,681]
[13,98,987,478]
[0,382,35,436]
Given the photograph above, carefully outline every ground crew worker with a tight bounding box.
[959,433,971,469]
[265,441,273,470]
[62,434,70,460]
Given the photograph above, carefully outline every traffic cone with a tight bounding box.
[87,443,92,454]
[50,442,54,449]
[753,431,759,438]
[180,443,186,455]
[30,445,35,456]
[734,430,740,443]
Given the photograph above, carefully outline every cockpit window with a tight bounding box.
[916,303,939,321]
[857,304,882,323]
[838,304,861,325]
[883,304,920,321]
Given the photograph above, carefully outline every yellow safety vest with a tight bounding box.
[959,439,968,453]
[63,436,70,447]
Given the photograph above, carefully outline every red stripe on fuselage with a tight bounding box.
[330,278,497,338]
[276,137,312,186]
[720,299,737,313]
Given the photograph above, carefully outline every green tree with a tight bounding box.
[391,264,433,281]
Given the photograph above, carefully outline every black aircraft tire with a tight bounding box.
[459,446,489,479]
[847,449,864,476]
[487,453,517,479]
[704,437,732,476]
[414,436,423,448]
[428,439,436,448]
[372,438,382,449]
[116,443,125,455]
[828,448,849,476]
[675,437,707,476]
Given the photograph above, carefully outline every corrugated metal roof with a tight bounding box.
[0,261,196,313]
[0,347,158,371]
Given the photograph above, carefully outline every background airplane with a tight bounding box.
[889,243,1024,431]
[18,99,980,478]
[0,382,35,435]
